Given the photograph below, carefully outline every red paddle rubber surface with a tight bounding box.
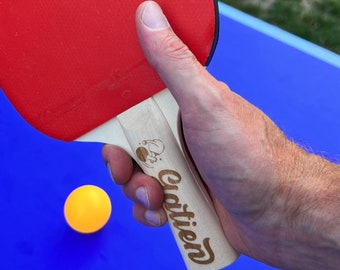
[0,1,218,141]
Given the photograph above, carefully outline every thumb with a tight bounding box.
[135,1,222,112]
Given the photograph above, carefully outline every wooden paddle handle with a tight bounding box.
[117,96,238,269]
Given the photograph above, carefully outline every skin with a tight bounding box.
[102,1,340,269]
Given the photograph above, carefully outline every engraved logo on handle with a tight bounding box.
[136,139,165,168]
[135,139,215,265]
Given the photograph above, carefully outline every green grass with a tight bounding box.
[221,0,340,54]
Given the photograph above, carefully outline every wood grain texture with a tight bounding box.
[117,92,238,269]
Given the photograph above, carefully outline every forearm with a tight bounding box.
[272,143,340,269]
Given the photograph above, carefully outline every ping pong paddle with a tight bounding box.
[0,1,238,268]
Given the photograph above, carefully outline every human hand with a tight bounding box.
[103,1,340,269]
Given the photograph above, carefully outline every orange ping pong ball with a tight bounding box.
[64,185,112,234]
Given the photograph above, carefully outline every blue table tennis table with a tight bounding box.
[1,2,339,269]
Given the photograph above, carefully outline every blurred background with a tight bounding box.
[222,0,340,54]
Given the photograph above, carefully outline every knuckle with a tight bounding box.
[158,31,197,65]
